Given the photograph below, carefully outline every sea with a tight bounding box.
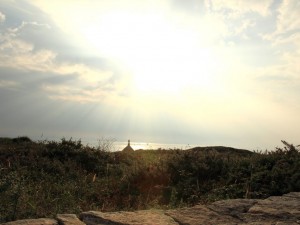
[78,138,197,151]
[31,135,197,151]
[111,141,196,151]
[83,140,197,151]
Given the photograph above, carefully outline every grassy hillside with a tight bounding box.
[0,137,299,223]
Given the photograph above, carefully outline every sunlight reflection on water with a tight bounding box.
[111,141,195,151]
[34,136,196,151]
[82,139,196,151]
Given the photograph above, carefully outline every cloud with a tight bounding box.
[263,0,300,42]
[253,1,300,103]
[210,0,272,17]
[0,79,19,90]
[171,0,272,17]
[0,17,55,70]
[253,42,300,110]
[53,64,113,84]
[171,0,207,13]
[0,0,299,149]
[9,21,51,33]
[276,0,300,35]
[234,19,256,36]
[169,1,273,46]
[42,84,113,103]
[0,11,5,23]
[0,38,57,72]
[0,5,126,104]
[258,0,300,86]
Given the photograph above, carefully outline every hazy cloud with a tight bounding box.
[0,79,19,89]
[258,0,300,88]
[234,19,256,36]
[263,0,300,43]
[0,1,127,104]
[210,0,272,17]
[276,0,300,35]
[42,84,111,103]
[0,11,5,23]
[0,37,57,72]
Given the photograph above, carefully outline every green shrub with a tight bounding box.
[0,138,299,222]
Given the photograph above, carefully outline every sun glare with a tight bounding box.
[82,10,219,94]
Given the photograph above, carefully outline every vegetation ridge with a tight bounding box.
[0,137,299,223]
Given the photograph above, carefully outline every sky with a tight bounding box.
[0,0,299,150]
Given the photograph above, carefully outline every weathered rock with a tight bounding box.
[207,199,258,217]
[56,214,85,225]
[1,218,58,225]
[3,192,300,225]
[248,192,300,217]
[166,193,300,225]
[166,204,241,225]
[80,210,178,225]
[242,192,300,224]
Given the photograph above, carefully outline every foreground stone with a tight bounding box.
[2,218,57,225]
[80,210,178,225]
[166,192,300,225]
[56,214,86,225]
[2,192,300,225]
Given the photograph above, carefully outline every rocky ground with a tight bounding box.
[2,192,300,225]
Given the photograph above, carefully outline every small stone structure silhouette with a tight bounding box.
[122,140,134,152]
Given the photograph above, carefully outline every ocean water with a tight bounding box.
[82,139,197,151]
[32,136,196,151]
[113,141,196,151]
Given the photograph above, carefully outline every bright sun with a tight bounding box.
[82,11,218,94]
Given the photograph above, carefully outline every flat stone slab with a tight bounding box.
[1,218,58,225]
[3,192,300,225]
[207,199,258,217]
[56,214,86,225]
[248,192,300,217]
[243,192,300,224]
[166,193,300,224]
[166,204,241,225]
[80,210,178,225]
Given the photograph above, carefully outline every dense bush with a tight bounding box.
[167,142,300,204]
[0,138,116,222]
[0,138,299,222]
